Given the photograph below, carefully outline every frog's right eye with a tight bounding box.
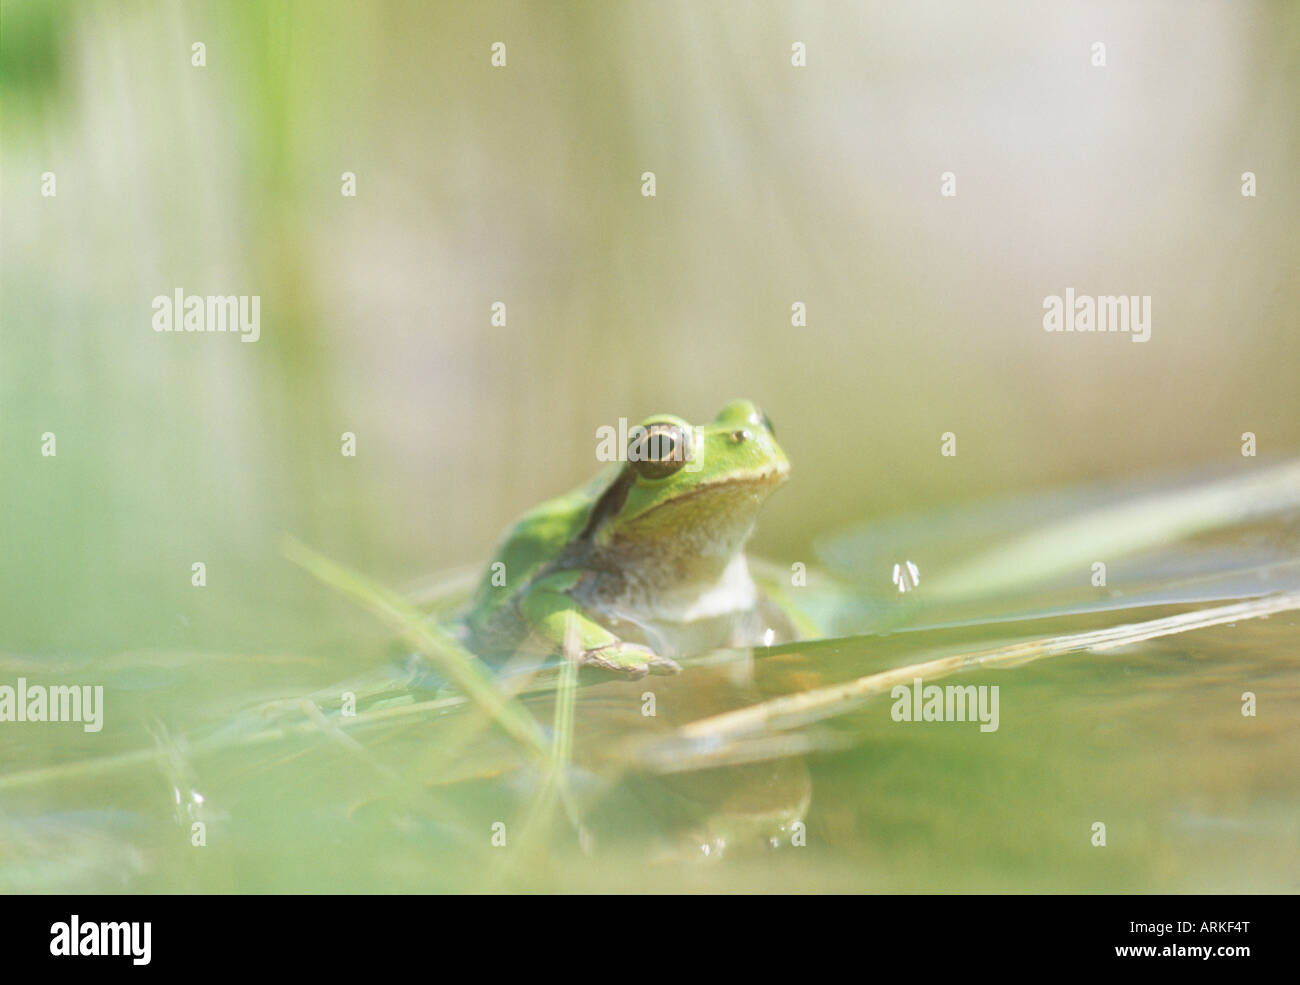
[628,422,692,480]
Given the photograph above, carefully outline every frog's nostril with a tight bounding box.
[729,429,752,443]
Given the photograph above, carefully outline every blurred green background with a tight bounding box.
[2,1,1298,892]
[5,0,1298,655]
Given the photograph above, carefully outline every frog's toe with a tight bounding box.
[580,642,681,679]
[646,653,683,676]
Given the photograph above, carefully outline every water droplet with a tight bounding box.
[891,560,920,592]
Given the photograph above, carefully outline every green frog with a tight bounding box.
[463,399,813,678]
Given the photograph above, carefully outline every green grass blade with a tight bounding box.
[281,536,549,761]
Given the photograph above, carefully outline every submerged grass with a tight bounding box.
[663,590,1300,756]
[280,536,549,762]
[0,552,1296,893]
[4,540,1296,808]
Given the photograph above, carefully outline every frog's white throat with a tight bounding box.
[584,550,759,631]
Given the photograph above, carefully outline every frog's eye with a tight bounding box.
[761,413,776,436]
[628,422,692,480]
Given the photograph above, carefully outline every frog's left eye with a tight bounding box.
[628,423,692,480]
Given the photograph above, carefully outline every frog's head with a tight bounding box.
[591,399,789,556]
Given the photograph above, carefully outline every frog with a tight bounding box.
[462,399,815,678]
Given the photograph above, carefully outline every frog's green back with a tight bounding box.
[465,470,612,631]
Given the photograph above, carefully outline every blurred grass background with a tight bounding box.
[3,0,1297,663]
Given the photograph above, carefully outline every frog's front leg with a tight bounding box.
[519,571,681,679]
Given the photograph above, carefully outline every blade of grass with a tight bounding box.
[663,589,1300,751]
[0,689,465,793]
[927,459,1300,600]
[281,536,549,762]
[483,613,585,888]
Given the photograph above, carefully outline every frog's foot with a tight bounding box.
[579,642,681,679]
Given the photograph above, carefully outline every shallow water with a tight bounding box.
[4,572,1297,893]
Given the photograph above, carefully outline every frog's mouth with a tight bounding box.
[644,466,787,505]
[695,464,790,493]
[613,468,788,545]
